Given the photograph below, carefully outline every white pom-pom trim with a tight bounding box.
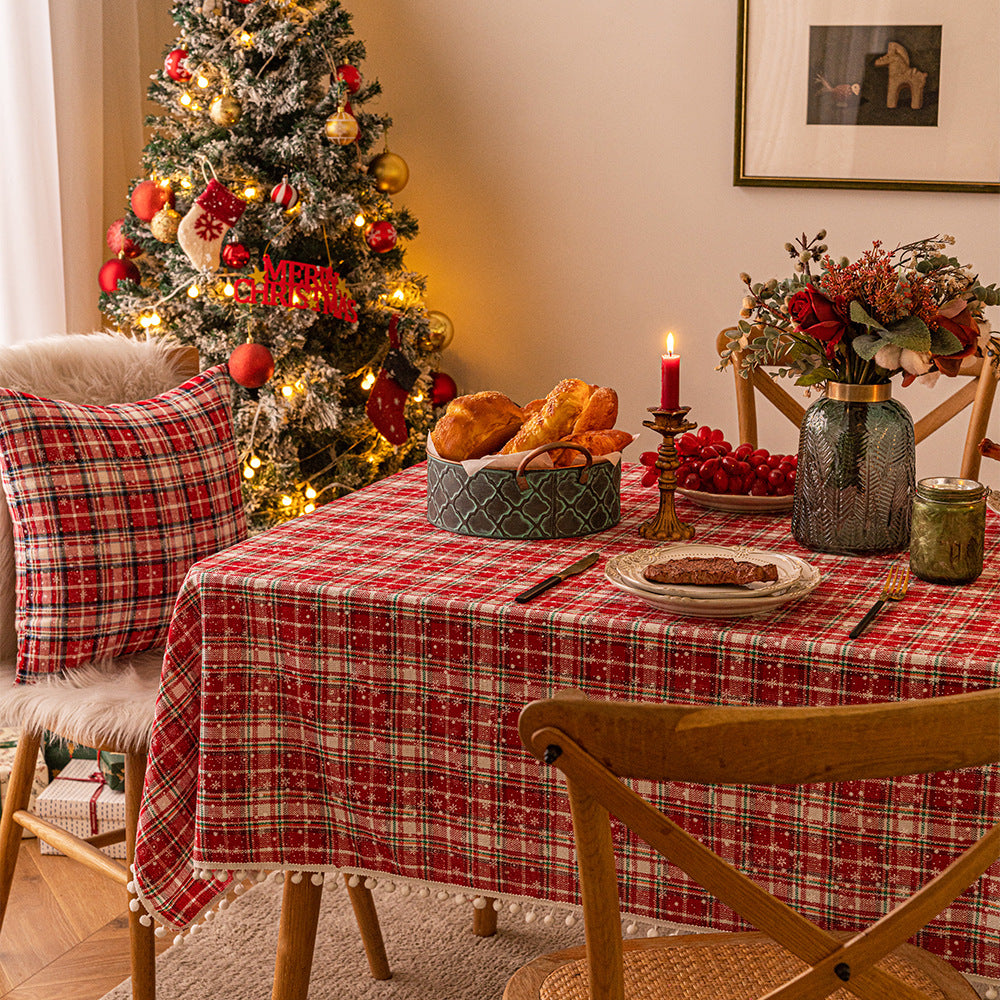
[311,873,324,886]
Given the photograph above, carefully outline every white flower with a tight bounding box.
[899,348,933,376]
[873,343,902,371]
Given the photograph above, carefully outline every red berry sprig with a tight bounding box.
[644,426,797,497]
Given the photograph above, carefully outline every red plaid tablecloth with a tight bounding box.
[134,464,1000,976]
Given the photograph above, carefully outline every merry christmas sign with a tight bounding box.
[234,255,358,321]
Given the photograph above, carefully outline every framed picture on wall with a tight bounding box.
[734,0,1000,192]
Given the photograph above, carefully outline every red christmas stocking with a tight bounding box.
[366,316,417,445]
[178,179,246,271]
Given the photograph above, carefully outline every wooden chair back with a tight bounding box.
[518,690,1000,1000]
[717,328,999,480]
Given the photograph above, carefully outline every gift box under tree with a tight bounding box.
[0,728,48,839]
[36,757,126,859]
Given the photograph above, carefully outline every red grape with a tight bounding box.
[659,427,799,498]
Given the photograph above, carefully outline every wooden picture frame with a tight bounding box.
[734,0,1000,192]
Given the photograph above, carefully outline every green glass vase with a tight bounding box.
[791,382,915,554]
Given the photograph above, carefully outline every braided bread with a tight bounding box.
[499,378,592,455]
[550,429,633,467]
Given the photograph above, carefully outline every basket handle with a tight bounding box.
[515,442,593,491]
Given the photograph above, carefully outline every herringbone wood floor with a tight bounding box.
[0,838,171,1000]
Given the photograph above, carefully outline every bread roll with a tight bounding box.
[573,386,618,433]
[430,391,523,461]
[550,429,633,467]
[500,378,592,454]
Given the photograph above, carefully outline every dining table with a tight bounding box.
[132,461,1000,990]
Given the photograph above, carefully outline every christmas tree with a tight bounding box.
[99,0,456,529]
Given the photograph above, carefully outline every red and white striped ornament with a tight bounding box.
[269,177,299,209]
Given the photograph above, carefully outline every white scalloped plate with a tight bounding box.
[604,559,822,618]
[677,488,793,513]
[609,544,804,600]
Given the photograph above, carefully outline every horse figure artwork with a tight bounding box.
[874,41,928,109]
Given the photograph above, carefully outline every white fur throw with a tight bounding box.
[0,334,190,738]
[0,652,164,753]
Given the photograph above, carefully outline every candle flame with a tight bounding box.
[665,332,675,355]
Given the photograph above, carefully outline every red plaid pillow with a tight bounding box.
[0,365,247,682]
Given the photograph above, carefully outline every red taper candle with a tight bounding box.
[660,332,680,409]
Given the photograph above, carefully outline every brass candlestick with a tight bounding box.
[639,406,697,541]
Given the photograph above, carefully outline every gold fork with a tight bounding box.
[848,564,910,639]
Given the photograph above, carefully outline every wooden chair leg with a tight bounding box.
[125,750,155,1000]
[472,898,498,937]
[272,874,324,1000]
[343,874,391,980]
[0,730,41,933]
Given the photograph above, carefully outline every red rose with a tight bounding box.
[787,285,850,348]
[932,302,979,376]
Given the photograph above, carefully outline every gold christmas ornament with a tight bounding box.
[324,109,359,145]
[424,311,455,352]
[210,92,242,127]
[150,206,182,243]
[368,151,409,194]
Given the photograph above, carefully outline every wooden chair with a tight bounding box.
[717,328,999,480]
[0,334,389,999]
[508,690,1000,1000]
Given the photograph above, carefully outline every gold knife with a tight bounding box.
[514,552,600,603]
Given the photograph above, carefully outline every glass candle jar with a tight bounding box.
[909,478,986,584]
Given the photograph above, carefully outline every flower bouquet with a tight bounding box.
[720,232,999,388]
[721,232,1000,555]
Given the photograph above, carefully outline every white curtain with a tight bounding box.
[0,0,151,347]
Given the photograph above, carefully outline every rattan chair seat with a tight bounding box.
[531,932,973,1000]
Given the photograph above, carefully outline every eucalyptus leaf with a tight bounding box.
[796,368,833,386]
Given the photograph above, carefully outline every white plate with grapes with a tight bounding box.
[672,427,795,514]
[676,489,793,513]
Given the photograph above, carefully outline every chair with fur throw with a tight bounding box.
[0,333,218,1000]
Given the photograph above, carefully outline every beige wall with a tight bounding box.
[133,2,999,485]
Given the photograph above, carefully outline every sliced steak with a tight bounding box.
[643,556,778,586]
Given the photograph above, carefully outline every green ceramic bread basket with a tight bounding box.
[426,442,621,539]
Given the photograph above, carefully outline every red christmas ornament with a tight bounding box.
[430,371,458,407]
[131,180,174,222]
[106,218,141,259]
[98,258,141,293]
[164,49,191,82]
[270,177,299,209]
[222,243,251,268]
[365,221,397,253]
[228,342,275,388]
[336,64,362,94]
